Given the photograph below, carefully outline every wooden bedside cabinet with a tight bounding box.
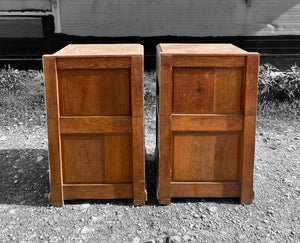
[156,44,259,204]
[43,44,146,206]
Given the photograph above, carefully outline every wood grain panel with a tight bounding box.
[58,69,130,116]
[171,182,240,197]
[214,68,244,113]
[104,135,132,183]
[61,135,105,184]
[171,114,243,132]
[173,68,214,113]
[63,184,133,200]
[59,116,132,134]
[173,133,240,182]
[173,56,245,68]
[56,57,131,69]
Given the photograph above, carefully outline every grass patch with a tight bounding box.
[0,66,45,127]
[0,64,299,128]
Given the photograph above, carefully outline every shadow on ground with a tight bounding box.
[0,149,238,207]
[0,148,158,207]
[0,149,49,206]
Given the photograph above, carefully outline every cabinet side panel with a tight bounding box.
[61,135,105,184]
[105,135,132,183]
[214,68,244,113]
[58,69,130,116]
[173,133,240,182]
[173,68,214,113]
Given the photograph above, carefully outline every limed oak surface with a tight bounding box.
[43,44,146,206]
[156,44,259,205]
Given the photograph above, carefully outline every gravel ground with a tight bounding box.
[0,71,299,242]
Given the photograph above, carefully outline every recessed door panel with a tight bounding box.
[62,134,132,184]
[173,68,214,113]
[58,69,130,116]
[173,133,240,182]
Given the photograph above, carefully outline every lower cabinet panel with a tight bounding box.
[173,133,241,182]
[61,134,132,184]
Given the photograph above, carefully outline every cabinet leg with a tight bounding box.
[133,200,145,206]
[240,198,253,205]
[240,191,254,205]
[49,193,64,207]
[158,198,171,205]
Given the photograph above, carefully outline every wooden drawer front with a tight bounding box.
[58,69,130,116]
[61,134,132,184]
[172,133,241,182]
[173,68,244,114]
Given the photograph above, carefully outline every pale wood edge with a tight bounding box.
[157,54,172,203]
[132,118,147,203]
[240,54,259,204]
[131,55,144,118]
[47,119,64,207]
[43,55,58,119]
[43,56,64,207]
[56,57,131,70]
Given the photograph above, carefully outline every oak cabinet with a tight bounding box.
[43,44,146,206]
[156,44,259,204]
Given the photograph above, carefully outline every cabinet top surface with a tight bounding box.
[158,44,249,55]
[54,44,143,56]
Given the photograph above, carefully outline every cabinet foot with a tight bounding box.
[133,200,145,206]
[158,198,171,205]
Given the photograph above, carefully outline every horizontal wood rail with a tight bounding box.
[59,116,132,134]
[171,182,240,198]
[63,184,133,200]
[56,57,131,69]
[171,114,243,132]
[172,56,246,68]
